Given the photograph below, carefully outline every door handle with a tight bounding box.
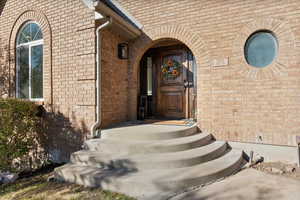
[184,80,189,89]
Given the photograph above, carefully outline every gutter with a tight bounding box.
[81,0,141,137]
[90,16,112,138]
[95,1,141,37]
[81,0,141,37]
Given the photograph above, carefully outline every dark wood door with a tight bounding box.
[156,49,188,119]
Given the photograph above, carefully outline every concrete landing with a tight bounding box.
[101,123,199,140]
[171,168,300,200]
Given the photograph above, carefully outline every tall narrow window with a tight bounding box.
[16,22,43,100]
[146,57,152,96]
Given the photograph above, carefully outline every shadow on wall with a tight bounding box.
[39,106,88,163]
[0,0,6,16]
[0,44,10,97]
[0,40,86,164]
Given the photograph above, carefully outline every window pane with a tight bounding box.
[31,23,43,41]
[17,46,29,99]
[17,23,43,45]
[31,45,43,99]
[245,32,278,68]
[21,24,31,43]
[30,23,38,39]
[33,30,43,41]
[147,57,152,96]
[18,34,28,45]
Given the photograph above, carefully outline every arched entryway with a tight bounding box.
[127,25,211,131]
[138,38,197,120]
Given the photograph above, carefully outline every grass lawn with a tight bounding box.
[0,170,136,200]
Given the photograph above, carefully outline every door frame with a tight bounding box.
[138,44,197,120]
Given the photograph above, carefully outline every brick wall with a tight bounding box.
[1,0,300,160]
[0,0,96,162]
[118,0,300,146]
[0,38,9,97]
[101,28,129,128]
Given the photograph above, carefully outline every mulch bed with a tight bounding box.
[17,163,63,179]
[252,161,300,180]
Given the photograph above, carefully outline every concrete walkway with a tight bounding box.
[171,169,300,200]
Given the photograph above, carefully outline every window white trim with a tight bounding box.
[16,21,43,46]
[16,39,44,48]
[16,21,44,101]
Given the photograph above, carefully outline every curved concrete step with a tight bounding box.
[71,141,228,169]
[55,150,245,200]
[85,132,213,154]
[102,124,199,141]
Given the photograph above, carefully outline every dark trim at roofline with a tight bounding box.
[102,0,143,30]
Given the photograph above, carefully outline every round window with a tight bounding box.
[244,31,278,68]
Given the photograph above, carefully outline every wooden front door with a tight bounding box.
[156,48,188,119]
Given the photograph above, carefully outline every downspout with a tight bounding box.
[91,16,112,138]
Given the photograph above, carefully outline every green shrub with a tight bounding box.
[0,98,47,172]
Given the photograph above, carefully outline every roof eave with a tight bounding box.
[81,0,142,40]
[95,2,142,40]
[102,0,143,30]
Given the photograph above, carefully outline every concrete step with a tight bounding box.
[55,123,246,199]
[101,124,199,141]
[55,150,245,200]
[71,141,229,169]
[84,132,213,154]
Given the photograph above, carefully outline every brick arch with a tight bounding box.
[131,25,210,72]
[9,10,53,106]
[128,25,212,131]
[232,17,296,80]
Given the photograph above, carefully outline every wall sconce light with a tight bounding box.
[118,43,128,59]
